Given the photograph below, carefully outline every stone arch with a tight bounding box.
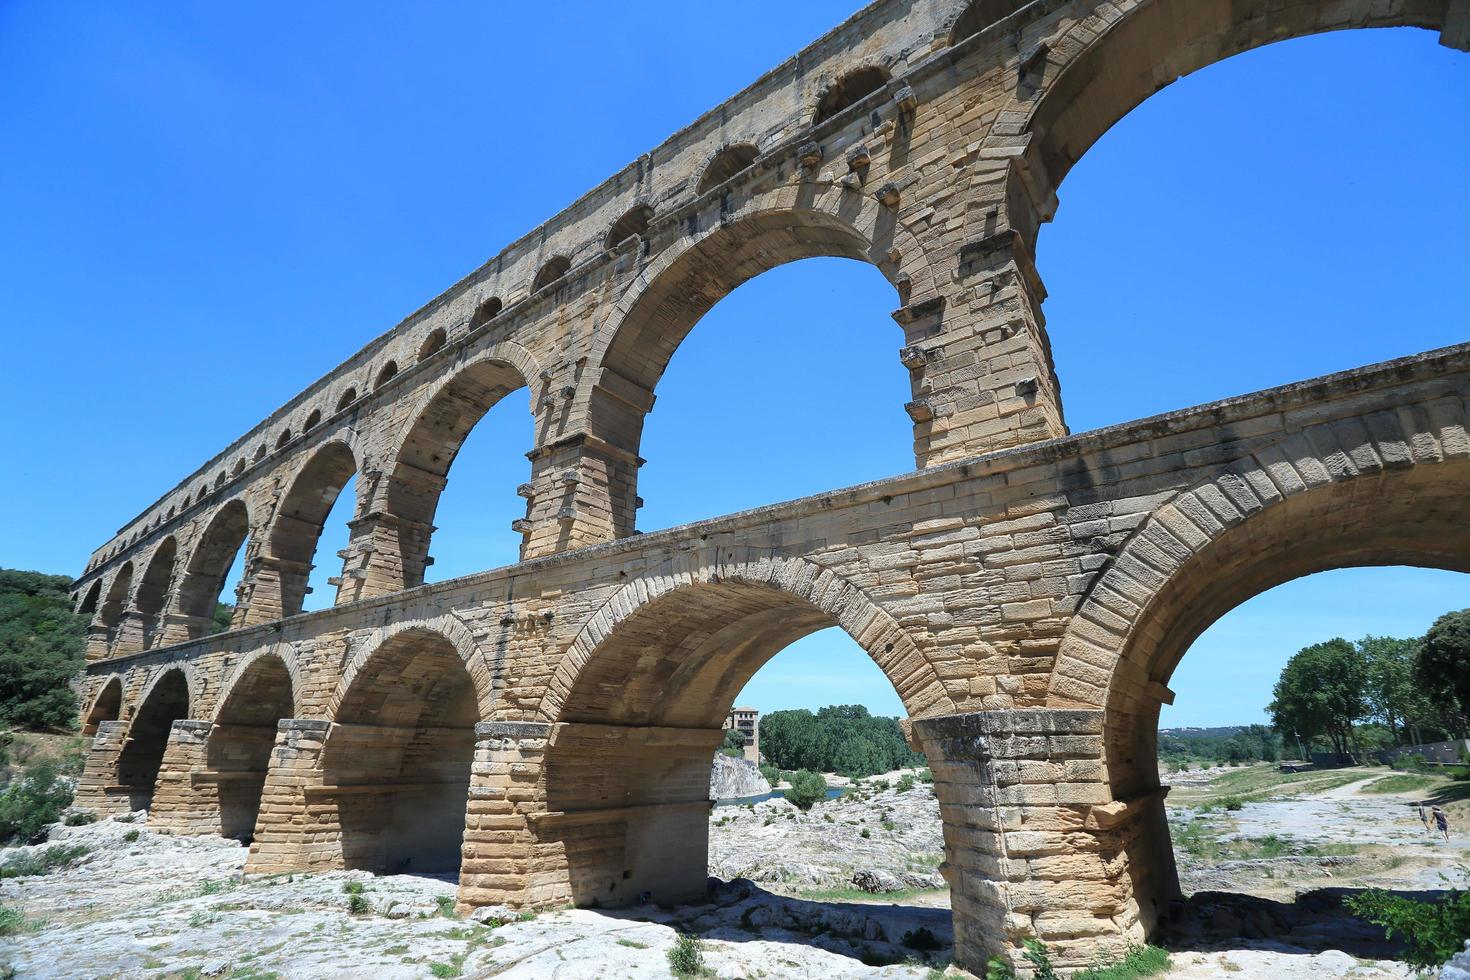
[176,498,252,634]
[532,255,571,293]
[77,579,101,617]
[605,204,653,250]
[135,536,178,649]
[322,625,487,875]
[375,346,537,591]
[812,64,891,124]
[469,297,502,329]
[207,649,297,841]
[1011,0,1452,211]
[575,201,940,536]
[117,667,191,811]
[375,361,398,390]
[1047,402,1470,936]
[534,550,952,908]
[82,676,124,735]
[947,0,1027,45]
[97,561,134,647]
[695,143,759,195]
[329,614,496,722]
[336,388,358,413]
[540,551,954,725]
[260,440,359,618]
[418,328,448,362]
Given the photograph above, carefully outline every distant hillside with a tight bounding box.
[1159,724,1281,765]
[0,568,86,731]
[1160,726,1250,740]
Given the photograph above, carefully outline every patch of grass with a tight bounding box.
[1071,944,1171,979]
[435,895,459,918]
[383,944,408,955]
[616,937,649,949]
[0,843,90,879]
[428,963,459,979]
[1365,774,1436,794]
[62,811,94,827]
[122,829,140,843]
[0,906,27,936]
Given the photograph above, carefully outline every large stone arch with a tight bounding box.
[526,549,957,909]
[340,344,539,602]
[539,549,955,725]
[134,536,178,649]
[1004,0,1455,221]
[1046,397,1470,936]
[205,648,298,841]
[564,198,945,543]
[252,440,360,621]
[175,497,253,637]
[328,614,497,723]
[81,675,124,736]
[116,666,192,811]
[321,623,488,875]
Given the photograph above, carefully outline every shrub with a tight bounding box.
[758,764,780,786]
[1346,884,1470,968]
[784,770,827,811]
[1021,939,1057,980]
[122,829,139,843]
[1221,795,1245,811]
[62,811,93,827]
[666,933,708,978]
[1071,943,1171,979]
[896,773,916,794]
[0,843,89,879]
[0,761,72,844]
[860,828,871,839]
[343,880,370,915]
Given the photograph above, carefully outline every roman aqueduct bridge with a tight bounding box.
[69,0,1469,970]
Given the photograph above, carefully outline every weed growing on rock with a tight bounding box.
[860,828,870,839]
[122,829,139,843]
[896,773,916,794]
[1072,943,1171,979]
[434,895,459,918]
[0,906,26,936]
[61,811,93,827]
[343,881,370,916]
[617,937,649,949]
[666,933,710,977]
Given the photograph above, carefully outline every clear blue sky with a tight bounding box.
[1,5,1465,725]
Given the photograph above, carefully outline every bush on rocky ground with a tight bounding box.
[785,770,827,811]
[1346,882,1470,968]
[0,761,72,844]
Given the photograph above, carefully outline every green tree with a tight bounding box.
[721,728,745,756]
[1269,638,1367,758]
[758,705,924,778]
[1417,609,1470,736]
[1359,634,1421,745]
[784,769,827,810]
[210,602,235,635]
[0,569,86,731]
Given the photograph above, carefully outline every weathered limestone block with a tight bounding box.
[244,719,335,874]
[148,720,219,836]
[72,720,133,817]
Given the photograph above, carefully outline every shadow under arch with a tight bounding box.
[116,667,191,812]
[1053,451,1470,938]
[82,676,123,736]
[207,651,296,841]
[135,536,178,649]
[375,350,535,592]
[321,627,485,876]
[535,553,954,909]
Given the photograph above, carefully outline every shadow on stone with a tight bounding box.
[1156,887,1444,959]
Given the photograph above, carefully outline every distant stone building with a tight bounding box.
[724,707,760,764]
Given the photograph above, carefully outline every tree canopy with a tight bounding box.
[1417,609,1470,724]
[758,705,923,778]
[0,569,86,731]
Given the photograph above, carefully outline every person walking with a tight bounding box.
[1432,805,1450,842]
[1419,800,1432,833]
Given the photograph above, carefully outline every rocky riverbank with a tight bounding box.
[709,753,771,801]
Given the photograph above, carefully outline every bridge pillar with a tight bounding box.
[457,721,558,909]
[72,720,135,817]
[109,609,149,658]
[237,555,314,626]
[245,719,335,874]
[520,436,638,559]
[914,709,1135,975]
[149,720,221,836]
[332,512,434,605]
[83,623,113,663]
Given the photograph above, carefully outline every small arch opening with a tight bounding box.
[304,408,323,431]
[417,328,448,362]
[949,0,1026,45]
[374,361,398,390]
[275,429,293,449]
[531,256,571,293]
[253,443,267,462]
[82,677,123,736]
[470,297,502,330]
[696,144,759,195]
[605,205,654,250]
[232,459,245,477]
[336,388,357,413]
[813,66,890,125]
